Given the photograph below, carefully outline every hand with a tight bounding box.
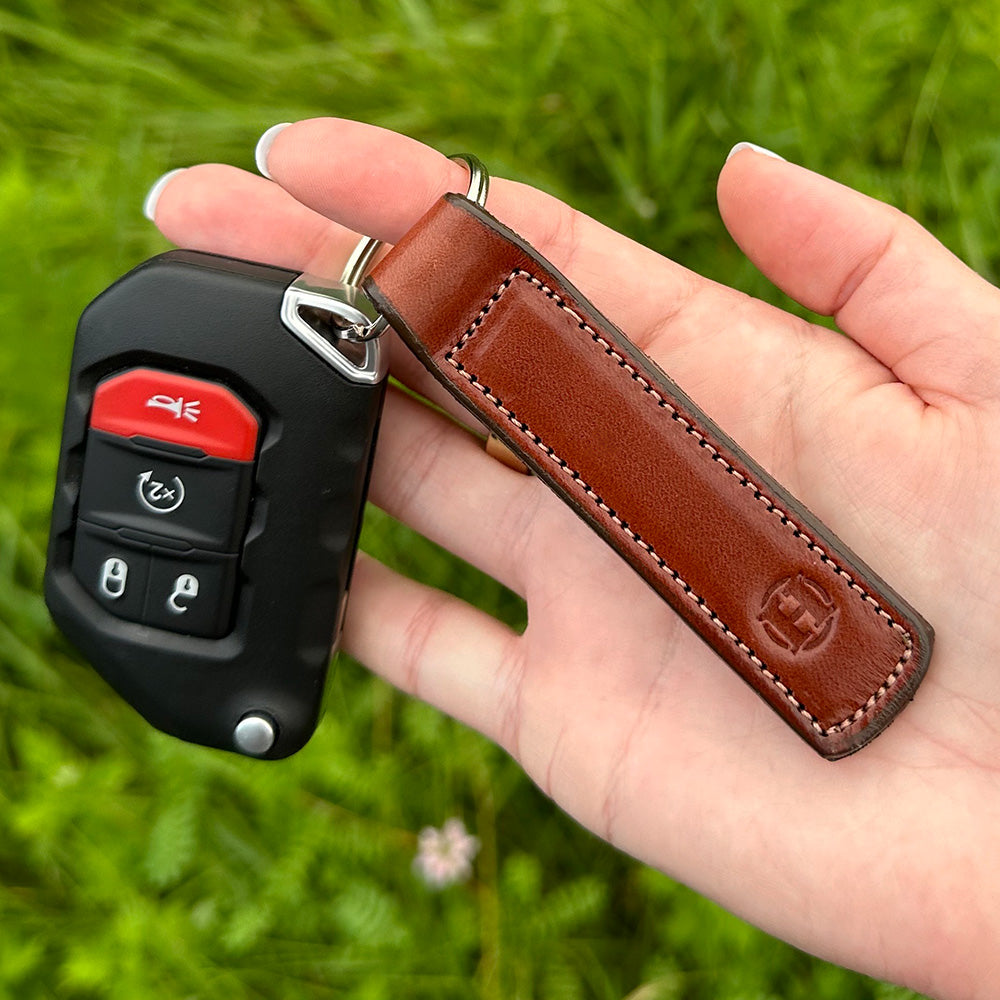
[148,120,1000,999]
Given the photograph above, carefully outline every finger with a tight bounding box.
[718,146,1000,406]
[254,118,897,474]
[148,163,486,432]
[341,552,520,745]
[150,162,361,275]
[369,386,540,596]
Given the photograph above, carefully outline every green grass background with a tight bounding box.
[2,0,998,996]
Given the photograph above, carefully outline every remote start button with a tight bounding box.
[77,431,253,552]
[90,368,258,461]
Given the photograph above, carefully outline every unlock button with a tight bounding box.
[144,549,238,638]
[167,574,200,614]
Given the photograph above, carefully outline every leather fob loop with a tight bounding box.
[365,193,934,759]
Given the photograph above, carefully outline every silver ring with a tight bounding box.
[339,152,491,290]
[448,152,490,209]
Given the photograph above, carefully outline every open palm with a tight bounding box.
[150,120,1000,999]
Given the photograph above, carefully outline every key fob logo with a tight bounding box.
[137,469,186,514]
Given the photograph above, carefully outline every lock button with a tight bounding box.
[71,523,151,623]
[143,547,239,638]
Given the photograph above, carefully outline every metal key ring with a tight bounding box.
[339,153,490,292]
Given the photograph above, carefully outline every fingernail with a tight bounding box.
[255,122,291,179]
[726,141,786,163]
[142,167,187,222]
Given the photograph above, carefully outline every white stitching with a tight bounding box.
[445,269,913,737]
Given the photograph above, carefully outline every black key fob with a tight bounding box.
[44,250,386,758]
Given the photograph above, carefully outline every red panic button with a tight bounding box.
[90,368,259,461]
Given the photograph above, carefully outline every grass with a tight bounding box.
[2,0,1000,996]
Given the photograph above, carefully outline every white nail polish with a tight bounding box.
[726,141,786,163]
[142,168,187,222]
[255,122,292,179]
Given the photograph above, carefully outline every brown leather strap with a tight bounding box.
[365,194,933,759]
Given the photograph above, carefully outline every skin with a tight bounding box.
[149,118,1000,998]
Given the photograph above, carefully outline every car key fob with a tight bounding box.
[44,249,386,758]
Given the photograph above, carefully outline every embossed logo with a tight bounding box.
[758,573,837,654]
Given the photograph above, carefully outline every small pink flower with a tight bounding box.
[413,817,480,889]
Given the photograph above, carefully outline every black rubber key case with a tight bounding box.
[45,250,386,758]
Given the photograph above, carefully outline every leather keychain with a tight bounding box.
[364,180,934,760]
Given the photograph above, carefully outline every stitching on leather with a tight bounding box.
[445,268,914,737]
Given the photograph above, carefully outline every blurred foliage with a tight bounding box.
[3,0,999,995]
